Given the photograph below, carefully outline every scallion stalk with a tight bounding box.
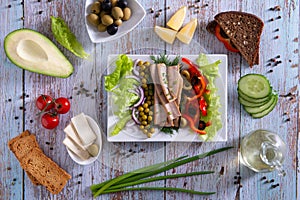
[108,171,214,190]
[101,187,215,195]
[91,146,232,197]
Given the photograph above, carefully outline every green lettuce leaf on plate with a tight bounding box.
[51,16,89,59]
[196,54,222,141]
[105,55,139,136]
[105,54,134,91]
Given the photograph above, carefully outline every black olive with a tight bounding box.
[107,24,118,35]
[101,1,112,11]
[117,0,128,9]
[198,121,206,130]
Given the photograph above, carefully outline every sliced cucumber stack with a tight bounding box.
[238,74,278,118]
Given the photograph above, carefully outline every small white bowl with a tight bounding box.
[85,0,146,43]
[66,115,102,165]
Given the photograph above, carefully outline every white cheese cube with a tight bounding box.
[64,124,86,150]
[63,137,90,160]
[71,113,96,147]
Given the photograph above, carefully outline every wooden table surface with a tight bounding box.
[0,0,299,199]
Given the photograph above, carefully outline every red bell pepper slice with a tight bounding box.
[182,114,207,135]
[214,24,239,53]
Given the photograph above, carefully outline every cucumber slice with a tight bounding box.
[243,94,277,114]
[238,96,269,107]
[251,95,278,118]
[238,74,272,99]
[238,90,272,103]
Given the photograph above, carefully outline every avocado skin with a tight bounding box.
[4,28,74,78]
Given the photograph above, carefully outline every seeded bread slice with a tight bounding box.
[20,147,71,194]
[208,11,264,67]
[8,130,40,185]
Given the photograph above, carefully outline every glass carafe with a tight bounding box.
[240,129,286,176]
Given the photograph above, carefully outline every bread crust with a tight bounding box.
[8,130,71,194]
[207,11,264,67]
[20,147,71,194]
[8,130,40,185]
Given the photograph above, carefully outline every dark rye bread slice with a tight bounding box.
[8,130,40,185]
[208,11,264,67]
[20,147,71,194]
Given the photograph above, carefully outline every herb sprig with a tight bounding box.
[150,53,180,66]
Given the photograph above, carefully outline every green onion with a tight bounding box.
[91,146,232,197]
[90,155,188,192]
[108,171,214,190]
[101,187,216,195]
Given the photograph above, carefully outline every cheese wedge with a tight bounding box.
[167,6,187,31]
[176,18,197,44]
[64,124,86,150]
[63,137,90,160]
[154,26,177,44]
[71,113,96,147]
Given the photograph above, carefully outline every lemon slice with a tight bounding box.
[154,26,177,44]
[167,6,187,31]
[176,18,197,44]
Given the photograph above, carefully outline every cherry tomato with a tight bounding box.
[41,112,59,129]
[54,97,71,114]
[36,95,54,111]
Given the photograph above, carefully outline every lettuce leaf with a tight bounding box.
[196,54,222,141]
[50,16,89,59]
[105,55,138,136]
[105,54,133,91]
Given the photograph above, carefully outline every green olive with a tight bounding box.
[112,7,124,20]
[143,61,150,67]
[122,7,132,21]
[143,129,148,134]
[97,23,107,32]
[180,117,188,128]
[138,61,143,66]
[114,19,123,26]
[138,106,144,112]
[139,111,145,116]
[111,0,117,7]
[91,2,101,14]
[101,15,113,26]
[141,78,147,84]
[148,116,153,122]
[140,65,146,70]
[87,13,100,27]
[100,11,109,18]
[142,121,148,126]
[143,103,149,108]
[150,128,155,133]
[144,108,150,113]
[142,84,148,89]
[146,96,151,101]
[140,71,145,77]
[142,115,148,120]
[139,125,145,129]
[146,101,151,106]
[147,132,152,138]
[149,111,153,116]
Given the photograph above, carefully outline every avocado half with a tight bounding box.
[4,29,74,78]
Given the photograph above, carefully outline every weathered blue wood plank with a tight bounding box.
[0,1,26,200]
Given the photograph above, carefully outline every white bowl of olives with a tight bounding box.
[85,0,146,43]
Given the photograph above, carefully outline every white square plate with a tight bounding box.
[106,54,227,142]
[85,0,146,43]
